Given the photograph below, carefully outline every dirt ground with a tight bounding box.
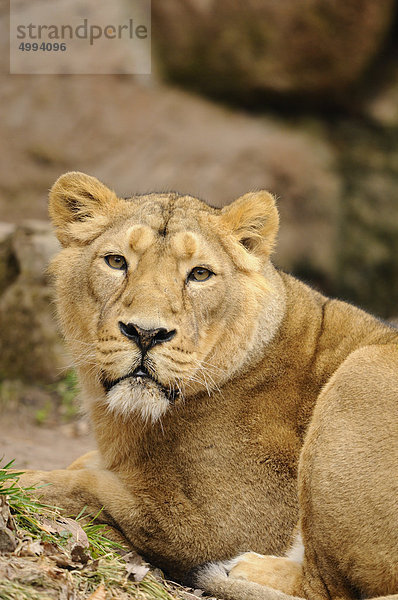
[0,415,95,471]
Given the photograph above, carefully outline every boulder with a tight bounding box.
[332,122,398,317]
[0,223,18,295]
[0,496,17,553]
[152,0,395,101]
[0,221,67,383]
[0,79,341,283]
[364,64,398,128]
[2,66,397,317]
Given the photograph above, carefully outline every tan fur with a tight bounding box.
[128,225,155,254]
[229,553,303,595]
[20,172,398,599]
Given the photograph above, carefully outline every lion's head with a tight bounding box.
[49,172,284,422]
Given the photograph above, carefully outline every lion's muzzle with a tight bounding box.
[118,321,176,353]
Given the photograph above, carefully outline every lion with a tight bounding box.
[18,171,398,600]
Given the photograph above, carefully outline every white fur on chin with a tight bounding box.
[105,378,169,423]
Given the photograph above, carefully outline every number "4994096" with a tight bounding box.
[19,42,67,51]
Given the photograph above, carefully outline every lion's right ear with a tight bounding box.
[49,172,123,246]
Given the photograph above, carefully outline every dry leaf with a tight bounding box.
[123,550,150,582]
[87,584,106,600]
[178,593,203,600]
[39,516,89,548]
[22,539,43,556]
[129,563,150,582]
[38,515,90,565]
[70,542,90,564]
[151,567,164,581]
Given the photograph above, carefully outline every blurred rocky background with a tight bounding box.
[1,0,398,408]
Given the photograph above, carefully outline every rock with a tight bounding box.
[95,91,341,282]
[152,0,395,101]
[0,221,67,383]
[333,121,398,317]
[0,527,17,553]
[0,223,18,295]
[1,35,397,317]
[11,220,60,284]
[364,64,398,128]
[0,78,341,283]
[0,496,17,553]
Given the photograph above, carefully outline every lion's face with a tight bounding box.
[49,173,282,422]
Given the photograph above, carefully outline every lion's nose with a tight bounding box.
[118,321,176,354]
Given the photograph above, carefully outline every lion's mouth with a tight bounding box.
[103,364,155,391]
[102,365,178,403]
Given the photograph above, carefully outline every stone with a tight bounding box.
[0,527,17,553]
[1,45,397,317]
[0,496,17,553]
[11,220,60,284]
[0,223,18,295]
[332,121,398,317]
[0,77,341,283]
[364,65,398,127]
[151,0,395,101]
[0,221,67,383]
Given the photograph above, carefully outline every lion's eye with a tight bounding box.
[188,267,214,282]
[104,255,127,271]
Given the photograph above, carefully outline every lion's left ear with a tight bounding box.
[220,191,279,264]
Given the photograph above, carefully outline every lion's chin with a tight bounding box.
[105,377,170,423]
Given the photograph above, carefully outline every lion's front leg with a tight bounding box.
[18,465,134,546]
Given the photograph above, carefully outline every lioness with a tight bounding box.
[20,172,398,600]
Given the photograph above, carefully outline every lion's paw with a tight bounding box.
[229,552,302,594]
